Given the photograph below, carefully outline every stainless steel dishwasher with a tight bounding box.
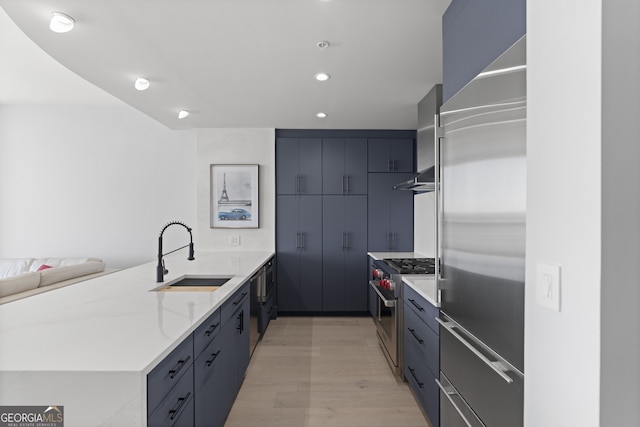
[249,269,262,357]
[249,257,276,357]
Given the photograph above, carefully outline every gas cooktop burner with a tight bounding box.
[383,258,436,275]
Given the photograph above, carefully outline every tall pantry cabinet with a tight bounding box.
[276,130,415,313]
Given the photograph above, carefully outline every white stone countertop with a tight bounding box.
[0,250,273,427]
[367,251,428,260]
[402,275,440,307]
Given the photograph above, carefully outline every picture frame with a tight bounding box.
[210,164,259,228]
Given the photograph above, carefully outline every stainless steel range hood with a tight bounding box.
[393,167,435,192]
[394,84,442,194]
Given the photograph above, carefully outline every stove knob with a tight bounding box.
[372,269,384,279]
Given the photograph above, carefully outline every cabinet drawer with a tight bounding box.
[148,335,194,415]
[221,283,249,323]
[148,364,194,427]
[193,309,221,358]
[404,343,440,427]
[404,284,439,335]
[405,304,439,377]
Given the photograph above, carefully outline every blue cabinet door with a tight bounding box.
[367,173,414,252]
[237,296,250,383]
[322,139,345,195]
[368,139,414,173]
[442,0,526,102]
[322,196,344,311]
[194,335,224,427]
[276,195,299,312]
[323,138,368,194]
[276,138,322,194]
[343,196,368,311]
[298,196,323,311]
[367,174,391,251]
[276,195,322,312]
[322,196,367,311]
[219,318,238,418]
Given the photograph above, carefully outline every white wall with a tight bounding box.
[414,192,435,257]
[0,105,196,269]
[525,2,602,425]
[195,128,275,252]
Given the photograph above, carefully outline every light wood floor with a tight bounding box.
[225,316,430,427]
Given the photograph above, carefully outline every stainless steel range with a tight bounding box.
[384,258,436,275]
[370,257,435,376]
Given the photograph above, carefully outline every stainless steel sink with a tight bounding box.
[169,277,231,287]
[153,276,232,292]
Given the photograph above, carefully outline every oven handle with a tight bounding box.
[368,281,396,308]
[436,317,514,384]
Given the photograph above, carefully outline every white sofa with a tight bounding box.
[0,258,108,304]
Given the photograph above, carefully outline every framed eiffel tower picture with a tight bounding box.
[210,164,259,228]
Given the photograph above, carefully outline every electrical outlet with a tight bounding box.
[536,263,561,312]
[228,235,240,246]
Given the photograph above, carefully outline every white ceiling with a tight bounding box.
[0,1,450,130]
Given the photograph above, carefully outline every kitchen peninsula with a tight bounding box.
[0,251,273,427]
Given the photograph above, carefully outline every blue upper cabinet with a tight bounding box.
[276,138,322,195]
[368,139,415,173]
[442,0,526,102]
[322,138,368,195]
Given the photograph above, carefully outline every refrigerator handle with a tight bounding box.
[436,317,515,384]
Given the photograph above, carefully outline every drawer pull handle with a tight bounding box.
[408,366,423,389]
[168,355,191,379]
[168,392,191,420]
[408,298,425,312]
[205,350,221,367]
[205,322,220,336]
[436,317,515,384]
[233,292,248,306]
[435,379,477,427]
[408,327,424,344]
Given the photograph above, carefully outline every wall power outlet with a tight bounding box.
[228,235,240,246]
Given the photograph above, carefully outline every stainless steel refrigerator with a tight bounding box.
[437,36,526,427]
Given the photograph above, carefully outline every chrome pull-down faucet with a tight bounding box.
[157,221,195,282]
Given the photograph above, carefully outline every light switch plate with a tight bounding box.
[228,235,240,246]
[536,263,561,312]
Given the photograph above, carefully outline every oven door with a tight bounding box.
[369,280,397,366]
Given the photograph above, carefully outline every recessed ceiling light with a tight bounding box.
[314,73,330,82]
[134,77,150,91]
[50,12,75,33]
[316,112,328,118]
[178,110,189,119]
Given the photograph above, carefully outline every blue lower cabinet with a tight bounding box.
[218,284,251,418]
[147,364,194,427]
[148,282,253,427]
[403,287,440,427]
[194,336,224,427]
[405,302,439,377]
[171,393,195,427]
[404,340,440,426]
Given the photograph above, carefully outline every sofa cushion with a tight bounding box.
[39,261,106,287]
[29,258,103,272]
[0,272,40,297]
[0,258,34,279]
